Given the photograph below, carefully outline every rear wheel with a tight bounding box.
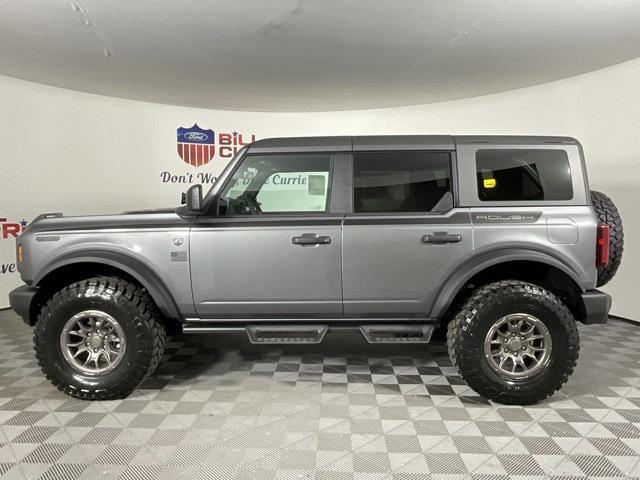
[447,280,579,405]
[34,276,166,400]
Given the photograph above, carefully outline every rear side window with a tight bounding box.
[476,149,573,201]
[353,151,451,213]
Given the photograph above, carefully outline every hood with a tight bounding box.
[122,207,177,214]
[25,210,189,234]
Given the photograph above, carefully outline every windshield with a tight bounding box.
[203,146,247,201]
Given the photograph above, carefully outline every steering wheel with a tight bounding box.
[238,191,262,214]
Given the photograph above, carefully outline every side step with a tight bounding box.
[181,323,434,344]
[360,324,433,343]
[245,325,328,344]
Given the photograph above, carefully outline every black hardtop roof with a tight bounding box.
[247,135,579,153]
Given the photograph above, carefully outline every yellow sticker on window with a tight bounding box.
[483,178,496,189]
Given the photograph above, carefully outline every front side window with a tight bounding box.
[476,149,573,201]
[218,154,331,215]
[353,151,452,213]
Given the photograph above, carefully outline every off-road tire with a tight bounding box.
[447,280,579,405]
[34,276,166,400]
[590,190,624,287]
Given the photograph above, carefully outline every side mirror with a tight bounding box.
[181,184,203,215]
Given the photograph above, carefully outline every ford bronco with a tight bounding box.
[9,135,623,404]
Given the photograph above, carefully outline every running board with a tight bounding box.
[360,324,434,343]
[182,323,434,344]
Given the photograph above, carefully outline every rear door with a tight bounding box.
[190,152,344,317]
[342,149,473,317]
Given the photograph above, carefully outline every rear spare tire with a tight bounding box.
[591,190,624,287]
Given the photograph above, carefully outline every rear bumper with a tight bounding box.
[581,289,611,325]
[8,285,39,326]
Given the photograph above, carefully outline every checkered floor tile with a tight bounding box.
[0,309,640,479]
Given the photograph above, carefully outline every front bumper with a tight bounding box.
[581,289,611,325]
[8,285,39,326]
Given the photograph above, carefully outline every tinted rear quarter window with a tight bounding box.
[353,151,452,213]
[476,149,573,201]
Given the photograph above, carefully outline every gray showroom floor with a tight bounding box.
[0,310,640,479]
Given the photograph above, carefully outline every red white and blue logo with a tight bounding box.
[1,217,28,240]
[177,124,215,167]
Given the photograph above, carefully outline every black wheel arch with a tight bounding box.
[430,249,588,324]
[30,250,181,325]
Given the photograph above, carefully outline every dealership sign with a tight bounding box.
[176,124,256,167]
[161,124,257,185]
[1,262,16,275]
[1,217,28,239]
[1,217,26,282]
[177,124,215,167]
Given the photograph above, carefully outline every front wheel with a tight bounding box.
[34,277,166,400]
[447,280,579,405]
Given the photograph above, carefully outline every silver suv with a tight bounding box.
[9,135,623,404]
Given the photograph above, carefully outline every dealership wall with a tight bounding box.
[1,58,639,318]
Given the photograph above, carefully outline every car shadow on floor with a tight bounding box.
[138,328,470,398]
[136,319,640,406]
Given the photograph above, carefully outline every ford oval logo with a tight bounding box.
[184,131,209,142]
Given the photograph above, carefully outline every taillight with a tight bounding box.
[596,224,610,267]
[17,244,24,263]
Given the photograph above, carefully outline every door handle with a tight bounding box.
[422,232,462,244]
[292,233,331,245]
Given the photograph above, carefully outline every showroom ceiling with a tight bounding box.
[1,0,639,111]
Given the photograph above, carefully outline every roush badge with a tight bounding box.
[177,124,215,167]
[472,212,542,224]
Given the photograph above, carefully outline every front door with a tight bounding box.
[342,150,473,317]
[190,152,343,317]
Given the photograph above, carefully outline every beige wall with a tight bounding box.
[1,58,638,318]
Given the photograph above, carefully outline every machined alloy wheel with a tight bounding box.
[60,310,126,375]
[447,280,580,405]
[35,277,166,400]
[484,313,552,380]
